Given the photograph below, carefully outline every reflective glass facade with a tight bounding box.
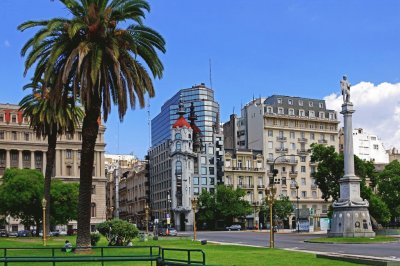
[151,84,220,146]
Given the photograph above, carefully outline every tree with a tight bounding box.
[19,0,166,247]
[19,80,83,235]
[261,195,294,228]
[377,160,400,223]
[0,169,79,235]
[310,144,391,224]
[0,169,43,234]
[197,185,252,229]
[97,219,139,246]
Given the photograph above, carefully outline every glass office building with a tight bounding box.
[151,83,220,146]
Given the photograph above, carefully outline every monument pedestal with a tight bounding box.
[329,206,375,237]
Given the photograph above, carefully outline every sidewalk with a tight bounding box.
[251,229,328,235]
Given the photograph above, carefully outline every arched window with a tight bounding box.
[176,161,182,175]
[176,141,181,151]
[91,203,96,217]
[175,133,182,140]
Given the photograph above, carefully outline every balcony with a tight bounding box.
[290,183,297,189]
[257,184,265,189]
[297,149,308,155]
[287,160,298,165]
[242,184,254,189]
[275,148,288,153]
[280,171,287,175]
[311,184,318,190]
[289,171,298,177]
[298,138,308,143]
[276,136,287,142]
[318,139,328,144]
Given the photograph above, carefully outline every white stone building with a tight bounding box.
[350,128,389,164]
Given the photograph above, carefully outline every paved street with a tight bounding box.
[188,231,400,259]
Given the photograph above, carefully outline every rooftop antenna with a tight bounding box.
[209,58,213,89]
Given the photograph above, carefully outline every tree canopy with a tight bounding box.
[310,144,391,224]
[197,185,252,229]
[377,160,400,222]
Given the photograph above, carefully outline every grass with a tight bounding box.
[306,236,399,244]
[0,236,364,266]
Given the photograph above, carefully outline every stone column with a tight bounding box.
[42,151,47,175]
[100,152,105,178]
[31,151,35,169]
[6,149,10,168]
[18,150,23,169]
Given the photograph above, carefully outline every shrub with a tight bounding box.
[97,219,139,246]
[90,233,101,246]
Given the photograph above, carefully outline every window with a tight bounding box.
[299,100,303,106]
[201,156,206,164]
[289,109,294,115]
[310,166,316,174]
[176,161,182,175]
[301,191,307,198]
[12,131,17,140]
[209,177,215,185]
[209,188,215,194]
[237,160,242,168]
[78,151,81,160]
[277,98,282,104]
[193,177,199,185]
[278,108,284,114]
[209,167,215,175]
[330,134,335,141]
[175,133,182,140]
[320,124,324,130]
[301,166,306,173]
[201,176,207,185]
[66,149,72,159]
[299,110,305,116]
[208,146,214,155]
[267,107,273,113]
[176,142,181,151]
[66,133,72,140]
[0,114,3,122]
[329,113,335,120]
[0,131,4,140]
[12,115,16,123]
[309,102,313,107]
[91,203,96,217]
[66,165,72,176]
[291,190,296,197]
[225,160,231,167]
[291,143,296,150]
[290,131,295,139]
[373,144,379,150]
[309,111,315,117]
[268,153,273,160]
[310,133,315,140]
[201,166,207,175]
[24,132,29,141]
[300,156,306,162]
[288,99,293,105]
[268,141,273,149]
[312,191,317,199]
[78,132,82,140]
[268,130,273,137]
[91,185,96,194]
[301,178,306,185]
[319,112,325,118]
[319,102,324,108]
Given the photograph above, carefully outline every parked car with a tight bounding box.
[168,228,178,236]
[59,230,68,236]
[50,230,60,237]
[225,224,241,231]
[0,229,8,237]
[8,231,18,237]
[17,230,32,237]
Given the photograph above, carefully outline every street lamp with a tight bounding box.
[295,183,300,233]
[166,191,171,235]
[41,198,47,246]
[144,203,149,234]
[191,197,198,241]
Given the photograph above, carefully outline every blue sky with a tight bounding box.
[1,0,400,158]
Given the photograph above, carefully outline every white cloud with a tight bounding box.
[3,40,10,47]
[324,81,400,150]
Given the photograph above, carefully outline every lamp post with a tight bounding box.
[144,203,149,234]
[267,153,307,247]
[167,191,171,235]
[295,183,300,233]
[191,197,198,240]
[41,198,47,246]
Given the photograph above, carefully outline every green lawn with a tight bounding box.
[306,236,399,244]
[0,236,363,266]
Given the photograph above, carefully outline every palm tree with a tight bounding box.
[19,81,84,236]
[19,0,165,247]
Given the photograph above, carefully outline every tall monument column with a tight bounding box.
[329,76,375,237]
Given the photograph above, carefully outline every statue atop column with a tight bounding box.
[340,75,351,103]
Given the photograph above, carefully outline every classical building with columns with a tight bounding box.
[0,103,107,232]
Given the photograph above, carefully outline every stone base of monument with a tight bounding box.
[329,206,375,237]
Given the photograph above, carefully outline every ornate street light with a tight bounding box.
[144,203,149,234]
[191,197,198,240]
[41,198,47,246]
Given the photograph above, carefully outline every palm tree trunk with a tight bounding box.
[44,126,57,237]
[76,93,101,248]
